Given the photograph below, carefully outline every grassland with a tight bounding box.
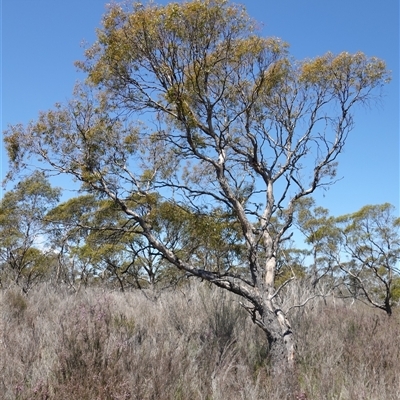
[1,282,399,399]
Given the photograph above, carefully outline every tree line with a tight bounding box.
[1,173,399,316]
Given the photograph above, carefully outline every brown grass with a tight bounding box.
[1,282,399,399]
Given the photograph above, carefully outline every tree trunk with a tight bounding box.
[260,251,296,372]
[267,326,295,372]
[259,300,296,373]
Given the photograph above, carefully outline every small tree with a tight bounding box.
[0,172,60,291]
[4,0,389,371]
[44,194,100,289]
[295,198,341,289]
[336,203,400,316]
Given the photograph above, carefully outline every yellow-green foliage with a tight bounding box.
[300,51,389,90]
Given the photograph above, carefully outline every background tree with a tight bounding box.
[295,198,341,289]
[4,0,389,371]
[46,194,162,291]
[0,172,60,292]
[44,195,99,290]
[336,203,400,316]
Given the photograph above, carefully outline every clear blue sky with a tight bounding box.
[1,0,399,216]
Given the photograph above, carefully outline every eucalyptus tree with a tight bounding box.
[0,172,60,291]
[45,194,106,289]
[294,198,341,288]
[336,203,400,316]
[46,194,165,290]
[3,0,389,370]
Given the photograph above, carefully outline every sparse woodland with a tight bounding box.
[1,0,399,398]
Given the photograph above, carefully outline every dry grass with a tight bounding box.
[1,282,399,399]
